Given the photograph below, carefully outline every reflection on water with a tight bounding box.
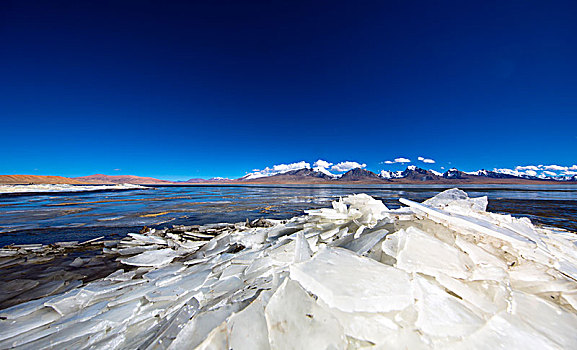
[1,184,576,246]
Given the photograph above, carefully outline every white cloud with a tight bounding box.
[269,161,310,173]
[382,157,412,164]
[543,165,568,171]
[515,165,540,171]
[313,159,333,169]
[494,168,537,177]
[489,164,577,179]
[244,161,310,179]
[417,156,435,164]
[331,161,366,172]
[494,168,512,175]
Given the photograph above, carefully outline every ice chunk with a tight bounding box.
[316,298,398,345]
[424,188,488,213]
[413,277,484,337]
[145,269,210,302]
[227,297,270,350]
[293,231,313,263]
[400,198,535,245]
[0,307,60,341]
[290,247,413,313]
[395,227,474,279]
[435,273,501,315]
[341,228,388,255]
[194,322,228,350]
[454,235,507,269]
[168,304,243,349]
[264,279,345,349]
[127,232,168,245]
[0,295,53,320]
[510,291,577,348]
[448,311,559,350]
[120,248,180,267]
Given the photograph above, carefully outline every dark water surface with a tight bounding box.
[1,184,576,246]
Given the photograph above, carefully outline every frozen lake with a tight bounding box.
[1,184,576,246]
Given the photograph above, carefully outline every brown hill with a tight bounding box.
[74,174,174,185]
[240,168,390,184]
[240,168,334,184]
[0,175,85,184]
[338,168,388,183]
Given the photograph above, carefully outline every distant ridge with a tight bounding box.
[0,175,85,184]
[338,168,386,182]
[1,166,576,185]
[74,174,173,185]
[238,165,577,184]
[400,166,442,181]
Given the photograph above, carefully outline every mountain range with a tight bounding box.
[237,165,577,184]
[2,165,576,185]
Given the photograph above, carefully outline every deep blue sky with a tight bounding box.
[1,0,576,180]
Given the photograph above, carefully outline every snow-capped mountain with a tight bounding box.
[239,167,386,183]
[238,161,577,183]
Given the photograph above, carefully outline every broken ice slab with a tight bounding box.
[19,300,141,350]
[226,296,270,350]
[434,273,502,315]
[127,233,168,245]
[392,227,474,279]
[341,228,388,255]
[400,197,536,245]
[5,301,110,348]
[293,231,313,263]
[413,276,484,338]
[193,295,272,350]
[447,311,561,350]
[510,291,577,348]
[315,297,399,345]
[290,247,413,313]
[145,269,210,302]
[454,235,507,270]
[167,303,245,350]
[264,279,346,349]
[143,263,186,281]
[0,295,53,320]
[120,248,180,267]
[0,307,61,341]
[423,188,488,213]
[138,298,199,350]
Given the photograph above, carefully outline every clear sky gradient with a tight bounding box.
[1,1,576,180]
